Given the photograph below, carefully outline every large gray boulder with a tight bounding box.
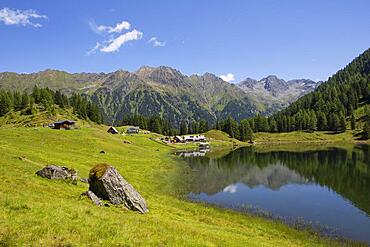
[36,165,77,183]
[88,164,148,213]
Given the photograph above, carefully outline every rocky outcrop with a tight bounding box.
[36,165,77,183]
[87,164,148,213]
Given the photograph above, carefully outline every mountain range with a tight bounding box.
[236,76,318,115]
[0,67,318,126]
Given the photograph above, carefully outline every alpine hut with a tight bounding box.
[51,120,76,130]
[107,126,119,134]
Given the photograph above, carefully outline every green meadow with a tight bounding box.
[0,126,362,246]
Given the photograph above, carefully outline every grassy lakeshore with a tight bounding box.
[253,130,358,144]
[0,126,364,246]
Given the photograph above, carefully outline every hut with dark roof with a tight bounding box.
[107,126,119,134]
[51,120,76,130]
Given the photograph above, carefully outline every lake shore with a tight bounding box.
[168,130,369,152]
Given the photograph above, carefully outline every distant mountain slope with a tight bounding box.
[92,66,258,125]
[0,67,316,126]
[0,70,104,95]
[237,75,318,114]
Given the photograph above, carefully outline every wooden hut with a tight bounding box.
[126,126,140,134]
[107,126,119,134]
[52,120,76,130]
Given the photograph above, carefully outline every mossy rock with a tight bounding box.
[89,163,110,181]
[87,164,149,213]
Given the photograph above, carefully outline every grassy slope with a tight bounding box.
[253,131,356,144]
[0,126,349,246]
[0,106,95,128]
[205,130,245,147]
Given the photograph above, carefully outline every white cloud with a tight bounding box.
[97,21,131,34]
[0,8,47,27]
[148,37,166,47]
[220,73,235,82]
[85,42,101,56]
[88,19,143,55]
[100,29,143,53]
[89,20,130,35]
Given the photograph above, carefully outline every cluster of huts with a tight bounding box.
[48,122,208,146]
[107,126,147,135]
[163,134,207,143]
[48,121,143,136]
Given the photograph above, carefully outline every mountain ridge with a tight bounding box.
[0,67,317,126]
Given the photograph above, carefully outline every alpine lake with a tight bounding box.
[177,144,370,245]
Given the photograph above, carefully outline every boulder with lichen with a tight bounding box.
[88,163,148,213]
[36,165,77,184]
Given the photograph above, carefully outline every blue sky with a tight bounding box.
[0,0,369,82]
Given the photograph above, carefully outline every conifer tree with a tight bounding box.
[350,114,356,130]
[239,119,253,142]
[180,121,188,135]
[0,91,12,116]
[198,119,209,133]
[20,93,29,110]
[269,118,278,133]
[363,122,370,140]
[339,113,346,132]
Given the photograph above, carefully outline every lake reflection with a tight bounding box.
[180,145,370,244]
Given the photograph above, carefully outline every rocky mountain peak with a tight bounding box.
[236,75,317,109]
[238,78,259,89]
[135,65,185,86]
[260,75,288,94]
[202,72,223,82]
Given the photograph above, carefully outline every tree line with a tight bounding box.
[0,86,102,123]
[120,114,213,136]
[121,114,177,136]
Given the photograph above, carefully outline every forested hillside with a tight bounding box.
[0,86,102,124]
[273,48,370,132]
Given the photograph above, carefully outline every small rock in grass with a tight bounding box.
[100,150,106,154]
[81,190,104,206]
[18,156,27,161]
[80,178,89,183]
[36,165,77,184]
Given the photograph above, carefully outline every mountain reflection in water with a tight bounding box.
[179,145,370,244]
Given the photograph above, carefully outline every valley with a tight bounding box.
[1,2,370,245]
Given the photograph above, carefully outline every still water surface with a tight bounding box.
[179,145,370,244]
